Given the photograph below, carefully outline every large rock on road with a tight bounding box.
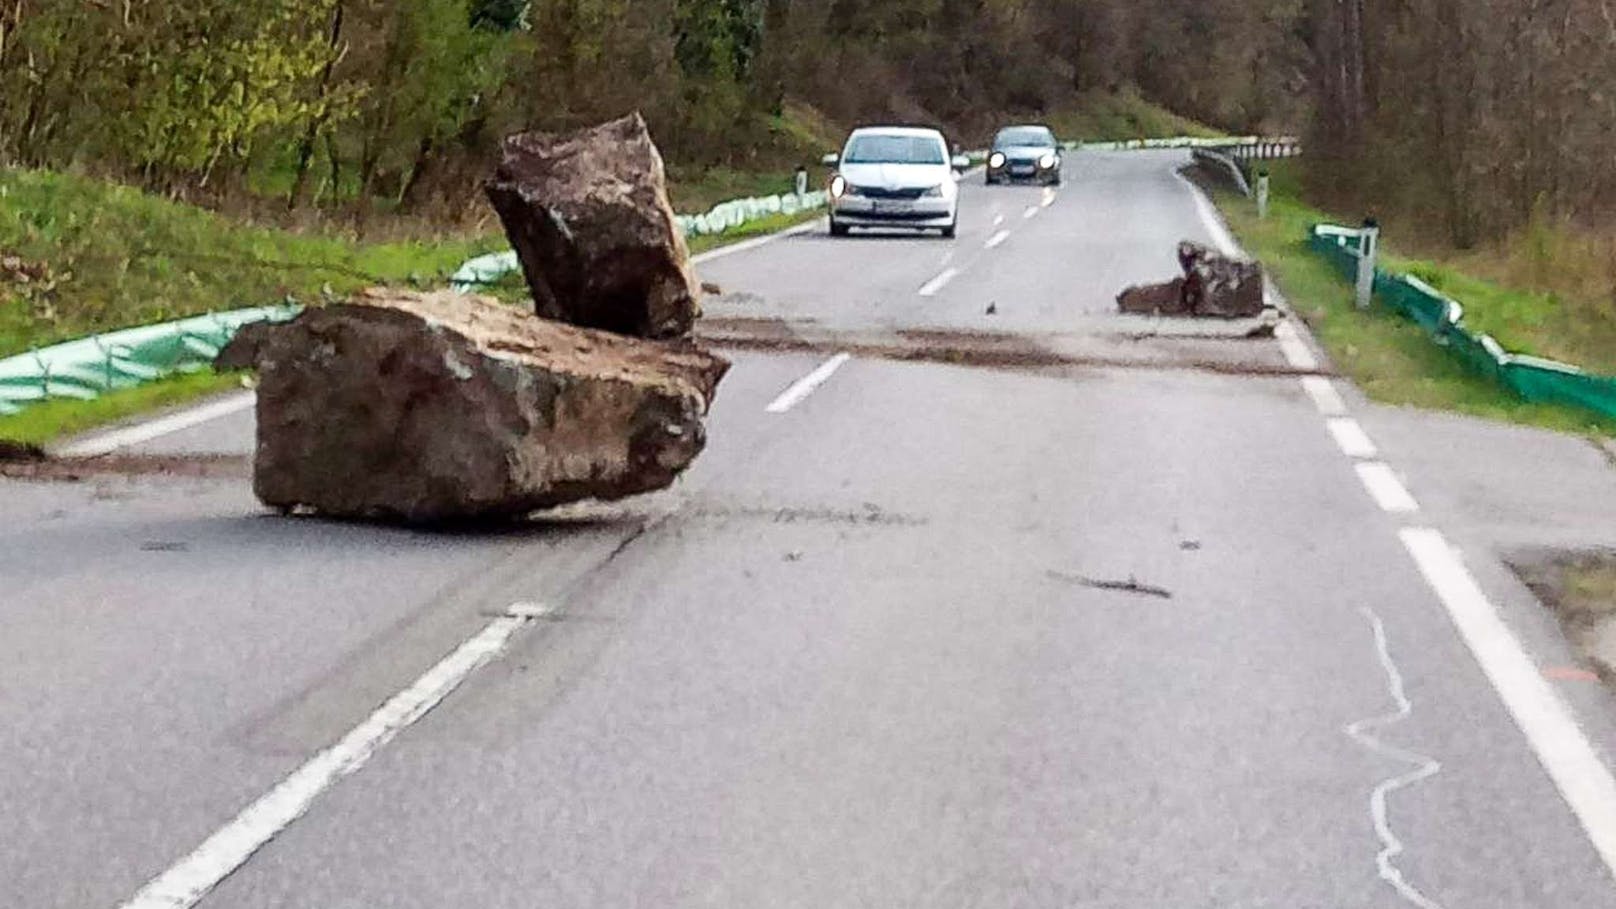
[218,289,728,523]
[1116,241,1266,318]
[485,113,700,339]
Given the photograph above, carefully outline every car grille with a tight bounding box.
[854,186,928,200]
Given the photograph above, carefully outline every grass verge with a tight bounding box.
[0,371,244,448]
[1205,162,1616,437]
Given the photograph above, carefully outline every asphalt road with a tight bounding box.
[5,149,1616,908]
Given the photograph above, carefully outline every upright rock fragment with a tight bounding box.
[485,113,700,339]
[217,289,728,523]
[1178,241,1265,318]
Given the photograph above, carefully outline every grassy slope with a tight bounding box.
[0,168,504,358]
[1210,162,1616,437]
[1045,90,1224,143]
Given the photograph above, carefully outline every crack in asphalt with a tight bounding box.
[1345,606,1447,909]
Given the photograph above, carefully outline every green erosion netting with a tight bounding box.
[0,307,297,417]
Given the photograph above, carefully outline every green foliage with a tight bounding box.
[0,0,1280,217]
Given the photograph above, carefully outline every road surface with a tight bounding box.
[6,150,1616,908]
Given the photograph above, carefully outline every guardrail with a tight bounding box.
[1190,139,1303,198]
[1308,223,1616,421]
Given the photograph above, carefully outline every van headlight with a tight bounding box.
[989,152,1006,169]
[830,175,848,198]
[922,184,944,198]
[1039,153,1058,169]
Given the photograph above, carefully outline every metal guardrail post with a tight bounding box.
[1356,217,1380,310]
[1256,171,1270,220]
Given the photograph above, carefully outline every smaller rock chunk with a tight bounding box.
[485,113,699,339]
[1116,242,1265,318]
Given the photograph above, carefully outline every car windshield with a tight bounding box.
[844,134,946,165]
[996,127,1055,148]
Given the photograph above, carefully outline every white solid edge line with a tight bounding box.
[765,353,851,414]
[119,610,538,909]
[985,230,1011,249]
[1356,462,1421,513]
[1327,417,1380,460]
[1174,169,1240,257]
[1300,375,1348,416]
[57,392,256,458]
[1399,527,1616,878]
[918,268,960,298]
[689,218,824,266]
[1275,321,1321,370]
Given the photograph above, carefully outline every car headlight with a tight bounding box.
[922,184,944,198]
[1039,153,1058,169]
[830,175,848,198]
[989,152,1006,169]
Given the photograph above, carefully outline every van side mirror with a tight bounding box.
[951,155,971,172]
[821,152,839,167]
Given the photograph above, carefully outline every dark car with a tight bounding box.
[985,125,1062,186]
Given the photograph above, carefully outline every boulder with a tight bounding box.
[1179,241,1265,318]
[1115,242,1265,318]
[485,113,699,339]
[217,289,728,523]
[1116,277,1190,316]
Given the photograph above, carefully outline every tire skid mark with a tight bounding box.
[1345,607,1447,909]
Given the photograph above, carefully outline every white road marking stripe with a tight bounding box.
[1300,375,1348,416]
[1356,462,1421,513]
[1345,607,1446,909]
[765,353,851,414]
[690,218,824,265]
[1022,206,1040,220]
[118,607,542,909]
[1274,321,1320,370]
[1327,417,1379,459]
[1174,170,1240,257]
[992,214,1006,227]
[985,230,1011,249]
[57,392,256,458]
[1041,189,1057,207]
[918,268,960,297]
[1399,527,1616,879]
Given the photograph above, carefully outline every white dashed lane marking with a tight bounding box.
[1327,418,1380,459]
[765,353,852,414]
[1356,463,1421,513]
[918,268,960,297]
[119,603,547,909]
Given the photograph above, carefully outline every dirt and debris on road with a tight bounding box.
[0,453,250,482]
[1510,549,1616,685]
[1047,570,1174,600]
[1117,241,1267,319]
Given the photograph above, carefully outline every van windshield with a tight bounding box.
[844,135,946,165]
